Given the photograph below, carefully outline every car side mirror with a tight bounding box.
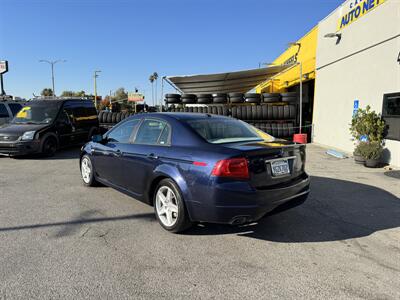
[91,134,104,143]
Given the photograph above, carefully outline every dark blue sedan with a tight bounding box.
[80,113,310,232]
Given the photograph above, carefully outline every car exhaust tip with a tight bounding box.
[230,216,250,225]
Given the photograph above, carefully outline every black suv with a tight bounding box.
[0,98,99,156]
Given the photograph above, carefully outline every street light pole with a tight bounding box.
[39,59,66,96]
[94,70,101,110]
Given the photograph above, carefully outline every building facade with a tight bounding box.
[313,0,400,166]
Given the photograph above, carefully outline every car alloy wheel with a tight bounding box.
[155,186,179,227]
[81,156,92,184]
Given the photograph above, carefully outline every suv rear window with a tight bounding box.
[8,103,23,116]
[186,118,273,144]
[0,103,9,118]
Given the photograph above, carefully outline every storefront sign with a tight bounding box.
[128,92,144,102]
[337,0,386,31]
[0,60,8,74]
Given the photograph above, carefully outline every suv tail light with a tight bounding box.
[211,158,249,179]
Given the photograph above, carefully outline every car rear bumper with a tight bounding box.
[187,173,310,224]
[0,141,41,156]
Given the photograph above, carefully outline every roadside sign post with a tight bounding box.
[128,92,145,113]
[0,60,9,96]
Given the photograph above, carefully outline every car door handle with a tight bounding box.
[147,153,158,160]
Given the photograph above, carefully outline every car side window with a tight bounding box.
[107,119,140,143]
[8,104,22,116]
[0,103,9,118]
[134,119,170,145]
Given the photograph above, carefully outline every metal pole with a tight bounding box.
[94,73,97,110]
[93,70,101,110]
[0,74,5,96]
[299,62,303,134]
[161,77,165,112]
[51,63,55,96]
[155,78,157,108]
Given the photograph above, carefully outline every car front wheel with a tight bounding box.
[154,179,192,233]
[81,154,98,187]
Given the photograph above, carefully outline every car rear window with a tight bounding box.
[186,118,274,144]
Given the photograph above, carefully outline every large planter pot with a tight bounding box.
[365,158,380,168]
[353,154,365,164]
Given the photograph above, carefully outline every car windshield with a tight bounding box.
[186,118,275,144]
[11,102,61,124]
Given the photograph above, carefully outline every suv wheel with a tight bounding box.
[154,179,192,233]
[42,137,57,156]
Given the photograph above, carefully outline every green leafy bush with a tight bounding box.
[350,105,385,143]
[358,142,383,160]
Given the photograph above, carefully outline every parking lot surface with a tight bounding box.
[0,144,399,299]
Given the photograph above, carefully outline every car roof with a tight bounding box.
[27,99,94,104]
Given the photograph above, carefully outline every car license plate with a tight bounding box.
[270,159,290,176]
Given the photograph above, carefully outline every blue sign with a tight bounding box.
[353,100,359,116]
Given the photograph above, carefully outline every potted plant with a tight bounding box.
[360,142,383,168]
[353,142,367,164]
[350,105,386,166]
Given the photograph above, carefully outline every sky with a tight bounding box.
[0,0,344,105]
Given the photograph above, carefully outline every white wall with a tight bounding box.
[313,0,400,166]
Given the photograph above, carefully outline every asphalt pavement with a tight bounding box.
[0,144,399,299]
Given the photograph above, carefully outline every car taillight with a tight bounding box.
[211,158,249,179]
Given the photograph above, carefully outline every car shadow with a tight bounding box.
[184,176,400,243]
[12,146,81,160]
[0,211,155,235]
[0,177,398,243]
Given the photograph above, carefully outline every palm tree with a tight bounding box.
[149,74,155,105]
[152,72,159,107]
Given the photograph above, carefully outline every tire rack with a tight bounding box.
[168,101,298,139]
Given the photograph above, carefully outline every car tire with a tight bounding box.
[261,105,268,120]
[105,112,111,123]
[272,106,279,120]
[116,112,122,123]
[111,112,117,123]
[80,154,98,187]
[166,98,181,104]
[154,178,192,233]
[98,111,104,123]
[41,136,58,157]
[278,106,284,120]
[283,105,290,119]
[197,98,212,104]
[182,98,197,104]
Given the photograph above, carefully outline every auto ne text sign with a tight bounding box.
[0,61,8,74]
[337,0,386,31]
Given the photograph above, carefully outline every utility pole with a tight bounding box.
[93,70,101,110]
[39,59,66,96]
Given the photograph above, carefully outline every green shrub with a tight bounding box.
[350,105,385,143]
[358,142,383,160]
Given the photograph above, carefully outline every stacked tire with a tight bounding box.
[181,94,197,104]
[212,93,228,104]
[196,94,212,104]
[228,93,244,103]
[98,111,134,125]
[244,93,261,104]
[165,94,181,104]
[281,92,298,103]
[262,93,281,103]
